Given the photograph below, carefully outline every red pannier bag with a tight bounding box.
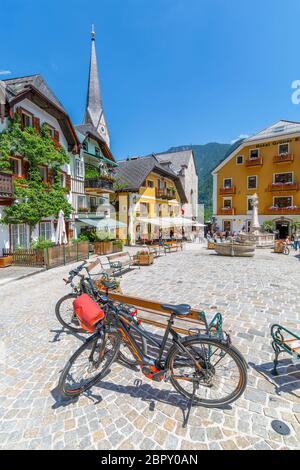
[73,294,105,333]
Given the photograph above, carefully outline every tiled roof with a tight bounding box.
[244,120,300,142]
[3,74,66,112]
[75,123,106,144]
[114,155,187,203]
[155,149,194,175]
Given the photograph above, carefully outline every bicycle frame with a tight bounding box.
[110,307,203,372]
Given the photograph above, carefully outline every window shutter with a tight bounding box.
[33,117,41,133]
[66,174,71,191]
[54,130,59,142]
[47,168,53,185]
[23,160,29,179]
[16,107,23,127]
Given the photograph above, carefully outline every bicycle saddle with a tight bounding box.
[161,304,191,316]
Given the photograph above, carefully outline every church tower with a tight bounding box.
[84,25,110,147]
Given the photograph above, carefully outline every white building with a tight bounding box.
[0,74,79,251]
[155,149,199,233]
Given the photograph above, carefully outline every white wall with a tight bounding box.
[13,99,71,175]
[215,214,300,233]
[179,153,198,219]
[0,207,10,250]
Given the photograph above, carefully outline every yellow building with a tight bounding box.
[114,155,187,243]
[212,120,300,238]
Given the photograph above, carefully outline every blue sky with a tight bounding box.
[1,0,300,158]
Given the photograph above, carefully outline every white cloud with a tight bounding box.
[0,70,11,76]
[231,134,249,144]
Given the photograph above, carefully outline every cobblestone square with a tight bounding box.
[0,245,300,450]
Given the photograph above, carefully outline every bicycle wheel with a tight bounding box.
[58,330,121,397]
[283,246,290,255]
[166,336,247,408]
[55,293,86,333]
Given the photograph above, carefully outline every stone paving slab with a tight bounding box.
[0,265,45,286]
[0,246,300,449]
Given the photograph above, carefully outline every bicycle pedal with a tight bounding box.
[141,366,165,382]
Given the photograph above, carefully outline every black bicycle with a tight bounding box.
[58,296,248,426]
[55,261,104,333]
[55,261,147,366]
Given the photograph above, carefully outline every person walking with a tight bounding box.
[294,234,300,251]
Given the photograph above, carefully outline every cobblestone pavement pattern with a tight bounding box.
[0,245,300,449]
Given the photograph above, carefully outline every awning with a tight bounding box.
[100,155,118,167]
[83,151,118,167]
[172,217,207,227]
[136,216,205,228]
[136,217,172,228]
[78,218,127,229]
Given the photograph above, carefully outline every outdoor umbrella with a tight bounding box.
[55,210,68,245]
[50,219,56,243]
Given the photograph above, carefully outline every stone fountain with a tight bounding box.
[238,193,275,247]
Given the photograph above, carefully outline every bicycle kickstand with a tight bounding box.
[183,381,199,428]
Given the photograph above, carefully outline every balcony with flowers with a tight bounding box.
[219,186,236,195]
[265,205,300,215]
[273,153,294,164]
[84,161,116,193]
[220,207,236,215]
[268,181,298,192]
[0,172,14,205]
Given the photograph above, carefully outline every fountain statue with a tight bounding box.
[250,193,260,234]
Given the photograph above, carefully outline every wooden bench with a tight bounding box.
[164,241,183,255]
[271,324,300,375]
[102,251,136,277]
[147,245,163,258]
[96,290,223,337]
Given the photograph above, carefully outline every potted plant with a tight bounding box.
[133,250,154,266]
[94,231,114,255]
[78,207,89,213]
[112,240,124,253]
[0,254,13,268]
[94,275,122,294]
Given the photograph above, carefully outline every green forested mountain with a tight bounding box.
[167,143,234,218]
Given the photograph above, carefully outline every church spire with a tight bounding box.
[84,25,110,147]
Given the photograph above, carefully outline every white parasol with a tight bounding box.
[55,210,68,245]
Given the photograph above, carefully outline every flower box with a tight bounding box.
[94,241,113,255]
[112,242,123,253]
[133,252,154,266]
[207,242,215,250]
[0,255,13,268]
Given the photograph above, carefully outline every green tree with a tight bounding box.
[262,220,274,233]
[0,115,73,240]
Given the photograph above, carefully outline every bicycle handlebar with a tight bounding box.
[64,260,110,285]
